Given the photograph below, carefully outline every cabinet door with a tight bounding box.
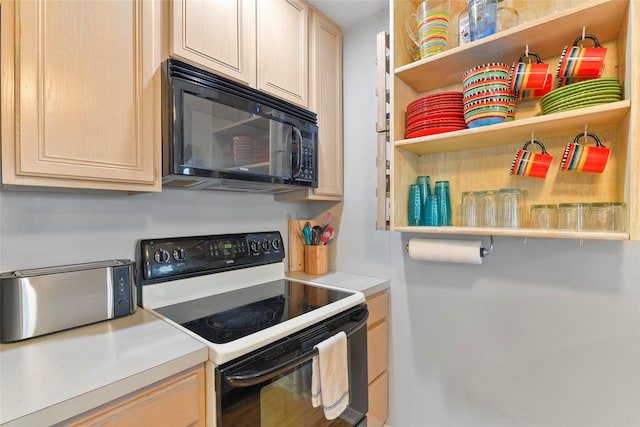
[366,291,389,427]
[274,9,343,202]
[310,11,344,197]
[170,0,257,87]
[1,0,161,191]
[65,365,205,427]
[368,371,389,427]
[257,0,309,107]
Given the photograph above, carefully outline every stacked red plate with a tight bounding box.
[405,92,466,138]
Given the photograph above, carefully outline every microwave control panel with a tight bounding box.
[296,139,316,183]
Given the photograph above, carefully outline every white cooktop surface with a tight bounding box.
[141,263,365,365]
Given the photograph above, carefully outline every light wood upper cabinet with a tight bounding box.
[309,11,344,198]
[1,0,161,192]
[170,0,309,108]
[170,0,257,87]
[257,0,309,107]
[274,8,344,202]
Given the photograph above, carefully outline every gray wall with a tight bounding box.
[339,8,640,427]
[0,189,317,270]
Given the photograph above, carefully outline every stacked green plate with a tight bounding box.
[539,78,623,115]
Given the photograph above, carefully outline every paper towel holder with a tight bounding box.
[480,235,494,257]
[404,235,494,258]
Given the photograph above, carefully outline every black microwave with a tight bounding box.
[161,59,318,193]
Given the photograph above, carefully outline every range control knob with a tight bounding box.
[261,240,270,251]
[250,241,260,253]
[154,249,170,264]
[173,248,186,261]
[272,239,281,250]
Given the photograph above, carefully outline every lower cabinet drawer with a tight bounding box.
[367,370,389,427]
[63,365,205,427]
[367,319,388,382]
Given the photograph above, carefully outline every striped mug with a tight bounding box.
[510,139,553,178]
[559,132,610,173]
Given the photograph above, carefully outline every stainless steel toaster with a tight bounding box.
[0,260,136,342]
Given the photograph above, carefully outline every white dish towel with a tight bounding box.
[311,331,349,420]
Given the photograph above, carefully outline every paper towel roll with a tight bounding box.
[407,239,483,264]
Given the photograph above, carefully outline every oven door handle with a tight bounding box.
[224,313,368,388]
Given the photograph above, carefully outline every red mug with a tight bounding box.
[516,74,552,100]
[510,139,553,178]
[556,34,607,87]
[510,52,551,93]
[559,132,610,173]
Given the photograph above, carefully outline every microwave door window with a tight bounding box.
[270,123,293,179]
[181,92,292,180]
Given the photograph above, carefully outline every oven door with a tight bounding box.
[215,305,368,427]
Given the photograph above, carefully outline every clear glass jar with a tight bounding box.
[529,204,557,229]
[497,0,519,31]
[558,203,590,231]
[498,188,527,228]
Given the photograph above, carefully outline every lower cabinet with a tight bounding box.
[63,365,205,427]
[367,290,389,427]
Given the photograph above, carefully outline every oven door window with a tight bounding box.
[181,92,293,180]
[219,359,353,427]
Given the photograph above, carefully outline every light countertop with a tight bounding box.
[286,271,390,297]
[0,271,388,426]
[0,309,208,427]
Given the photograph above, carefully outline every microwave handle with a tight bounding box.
[290,125,303,178]
[224,312,368,388]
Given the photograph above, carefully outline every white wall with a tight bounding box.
[339,8,640,427]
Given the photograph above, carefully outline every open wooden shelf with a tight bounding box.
[394,226,629,241]
[389,0,638,240]
[394,0,629,92]
[395,100,630,155]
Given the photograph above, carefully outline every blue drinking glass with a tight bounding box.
[416,176,431,225]
[435,181,452,226]
[408,184,422,226]
[424,194,440,226]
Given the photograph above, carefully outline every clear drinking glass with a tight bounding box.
[498,188,527,228]
[590,202,627,232]
[529,204,558,229]
[612,202,627,232]
[558,203,590,231]
[497,0,519,31]
[481,190,499,227]
[461,191,484,226]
